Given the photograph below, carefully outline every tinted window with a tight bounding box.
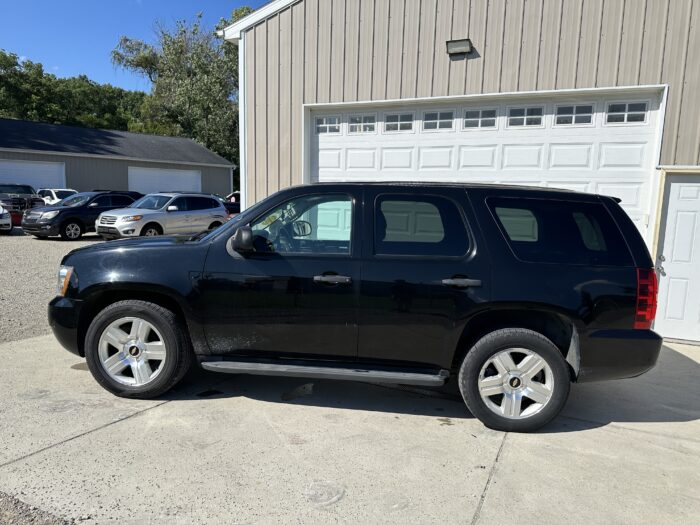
[111,195,134,207]
[251,194,352,255]
[55,190,75,199]
[0,184,35,194]
[91,196,112,207]
[488,197,633,266]
[188,197,219,210]
[38,190,48,197]
[171,197,188,211]
[375,195,469,256]
[132,195,171,210]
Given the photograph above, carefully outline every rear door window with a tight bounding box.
[487,197,633,266]
[374,195,469,257]
[111,195,134,207]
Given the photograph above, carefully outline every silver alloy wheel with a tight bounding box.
[65,223,81,239]
[478,348,554,419]
[144,227,160,236]
[97,317,167,386]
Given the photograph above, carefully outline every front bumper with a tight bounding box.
[0,216,11,230]
[48,296,83,356]
[96,220,142,239]
[577,329,663,382]
[22,220,60,237]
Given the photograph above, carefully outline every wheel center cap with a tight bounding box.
[509,377,522,388]
[128,345,141,357]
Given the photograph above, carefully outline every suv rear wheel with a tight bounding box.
[458,328,570,432]
[60,220,83,240]
[84,300,192,398]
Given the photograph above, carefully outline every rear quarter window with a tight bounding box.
[487,197,633,266]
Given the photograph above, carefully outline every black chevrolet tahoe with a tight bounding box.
[48,183,662,432]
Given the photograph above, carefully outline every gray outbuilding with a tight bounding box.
[0,118,234,196]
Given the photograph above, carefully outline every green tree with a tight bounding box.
[112,7,253,166]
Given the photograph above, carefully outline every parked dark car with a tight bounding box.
[0,183,45,226]
[49,183,661,432]
[23,191,139,240]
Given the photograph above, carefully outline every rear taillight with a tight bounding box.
[634,268,658,329]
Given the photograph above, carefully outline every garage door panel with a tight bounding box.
[0,160,65,190]
[127,167,201,194]
[311,91,661,240]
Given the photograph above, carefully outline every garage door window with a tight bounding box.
[606,102,648,124]
[384,113,413,132]
[463,109,497,129]
[375,195,469,257]
[423,111,454,131]
[555,104,594,126]
[349,115,376,134]
[507,107,543,127]
[488,197,633,266]
[316,116,340,134]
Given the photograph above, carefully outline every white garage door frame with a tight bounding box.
[0,159,66,190]
[301,84,668,247]
[127,166,202,195]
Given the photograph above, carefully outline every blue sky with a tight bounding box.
[0,0,265,92]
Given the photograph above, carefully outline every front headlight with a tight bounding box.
[42,210,60,220]
[57,266,75,296]
[120,215,143,222]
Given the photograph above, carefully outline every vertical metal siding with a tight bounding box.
[242,0,700,201]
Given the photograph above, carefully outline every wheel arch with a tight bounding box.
[76,285,200,357]
[451,307,579,379]
[140,221,163,235]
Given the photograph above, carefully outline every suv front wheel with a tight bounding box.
[84,300,192,398]
[458,328,571,432]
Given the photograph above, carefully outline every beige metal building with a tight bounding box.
[222,0,700,342]
[0,118,234,195]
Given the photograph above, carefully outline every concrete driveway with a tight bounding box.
[1,334,699,524]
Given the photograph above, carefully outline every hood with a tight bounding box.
[99,207,162,218]
[63,234,195,260]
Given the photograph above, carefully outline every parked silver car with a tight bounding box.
[95,193,227,239]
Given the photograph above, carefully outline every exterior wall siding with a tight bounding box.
[0,150,231,195]
[242,0,700,201]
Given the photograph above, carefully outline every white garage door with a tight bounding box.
[0,160,65,190]
[128,166,201,194]
[311,90,662,241]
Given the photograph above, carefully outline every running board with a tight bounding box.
[200,360,449,387]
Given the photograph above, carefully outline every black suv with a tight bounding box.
[22,191,140,240]
[48,183,661,432]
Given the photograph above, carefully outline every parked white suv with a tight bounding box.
[96,192,227,239]
[38,188,78,205]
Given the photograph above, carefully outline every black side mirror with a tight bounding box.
[292,220,312,237]
[231,226,254,254]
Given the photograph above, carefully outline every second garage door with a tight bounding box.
[310,89,662,242]
[128,166,201,195]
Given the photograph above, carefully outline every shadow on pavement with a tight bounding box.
[147,345,700,428]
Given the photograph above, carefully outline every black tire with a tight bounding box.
[208,221,222,230]
[84,300,193,398]
[60,220,83,240]
[458,328,570,432]
[140,223,162,236]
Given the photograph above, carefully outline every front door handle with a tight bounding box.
[442,277,482,288]
[313,274,352,285]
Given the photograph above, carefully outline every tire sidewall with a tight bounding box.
[459,329,571,432]
[85,302,182,397]
[61,221,82,240]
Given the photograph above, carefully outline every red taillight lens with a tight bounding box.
[634,268,658,329]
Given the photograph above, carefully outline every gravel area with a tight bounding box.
[0,229,99,343]
[0,491,72,525]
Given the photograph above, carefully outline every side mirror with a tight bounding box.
[292,220,312,237]
[88,202,99,208]
[231,226,254,254]
[167,205,179,212]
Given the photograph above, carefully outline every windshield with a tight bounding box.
[130,195,172,210]
[55,190,76,199]
[61,194,91,207]
[0,184,35,194]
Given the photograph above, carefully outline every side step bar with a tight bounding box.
[200,360,449,387]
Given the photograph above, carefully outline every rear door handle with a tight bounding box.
[441,277,482,288]
[314,274,352,285]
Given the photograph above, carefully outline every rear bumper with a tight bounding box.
[48,296,83,356]
[577,329,662,382]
